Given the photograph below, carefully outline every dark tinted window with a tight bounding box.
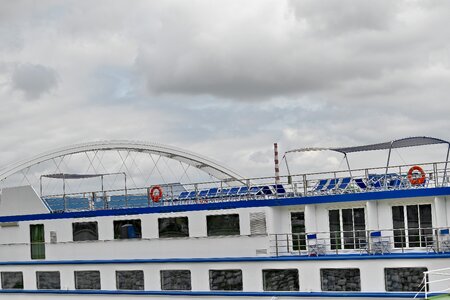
[385,268,427,291]
[116,270,144,290]
[1,272,23,289]
[291,212,306,251]
[73,222,98,241]
[158,217,189,238]
[113,220,142,239]
[160,270,191,290]
[209,269,243,291]
[263,269,299,291]
[36,271,60,290]
[30,224,45,259]
[207,214,240,236]
[74,271,101,290]
[321,268,361,291]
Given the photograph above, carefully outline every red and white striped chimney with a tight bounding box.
[274,143,280,184]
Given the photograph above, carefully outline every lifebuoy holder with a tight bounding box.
[149,185,163,202]
[407,165,426,185]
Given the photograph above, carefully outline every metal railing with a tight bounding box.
[415,267,450,299]
[41,160,450,212]
[270,227,450,257]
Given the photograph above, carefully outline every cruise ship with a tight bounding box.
[0,137,449,299]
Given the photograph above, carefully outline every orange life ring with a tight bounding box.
[149,186,163,202]
[407,166,426,185]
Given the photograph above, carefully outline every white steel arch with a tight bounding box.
[0,140,245,182]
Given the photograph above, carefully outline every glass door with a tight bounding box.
[30,224,45,259]
[291,212,306,251]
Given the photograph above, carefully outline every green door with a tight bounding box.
[30,224,45,259]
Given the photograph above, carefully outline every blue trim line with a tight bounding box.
[1,187,450,223]
[0,289,437,298]
[1,252,450,266]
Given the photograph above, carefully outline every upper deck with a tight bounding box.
[39,159,449,214]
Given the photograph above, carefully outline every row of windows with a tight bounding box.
[0,267,427,292]
[291,204,433,250]
[72,214,241,242]
[30,214,250,259]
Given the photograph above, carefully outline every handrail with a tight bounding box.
[269,227,450,257]
[417,267,450,299]
[39,160,450,212]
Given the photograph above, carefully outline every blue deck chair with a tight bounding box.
[389,178,402,189]
[228,187,240,197]
[187,191,197,199]
[337,177,351,192]
[238,186,249,195]
[198,190,209,198]
[249,186,262,197]
[368,174,383,189]
[261,185,273,195]
[325,178,339,192]
[354,178,367,190]
[207,188,218,198]
[273,184,286,196]
[312,179,329,194]
[218,188,230,197]
[177,191,189,200]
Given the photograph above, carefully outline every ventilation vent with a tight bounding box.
[50,231,57,244]
[250,212,267,235]
[256,248,268,255]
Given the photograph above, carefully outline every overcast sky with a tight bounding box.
[1,0,450,178]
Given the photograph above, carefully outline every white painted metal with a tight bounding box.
[0,140,245,182]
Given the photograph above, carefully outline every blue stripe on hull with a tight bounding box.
[1,187,450,223]
[0,252,449,266]
[0,289,437,298]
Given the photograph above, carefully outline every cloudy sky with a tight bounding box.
[1,0,450,178]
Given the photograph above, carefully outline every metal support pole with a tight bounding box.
[303,174,307,196]
[275,235,279,257]
[442,144,450,187]
[63,177,66,211]
[124,172,128,207]
[344,154,353,179]
[385,144,393,189]
[39,176,42,197]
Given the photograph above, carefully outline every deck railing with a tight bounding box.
[270,227,450,257]
[415,267,450,299]
[41,160,450,212]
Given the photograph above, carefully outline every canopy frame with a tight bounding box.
[283,136,450,187]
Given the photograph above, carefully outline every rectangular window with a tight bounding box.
[74,271,101,290]
[209,269,243,291]
[321,268,361,291]
[1,272,23,289]
[116,270,144,290]
[262,269,299,291]
[160,270,191,290]
[392,206,406,248]
[392,204,432,248]
[328,208,366,250]
[36,271,60,290]
[158,217,189,238]
[291,212,306,251]
[73,222,99,241]
[113,220,142,239]
[207,214,240,236]
[385,267,427,291]
[30,224,45,259]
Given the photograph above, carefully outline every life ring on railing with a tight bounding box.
[149,186,163,202]
[407,166,426,185]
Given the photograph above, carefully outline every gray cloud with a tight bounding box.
[0,0,449,179]
[12,64,58,99]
